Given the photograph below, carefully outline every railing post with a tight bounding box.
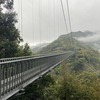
[20,62,23,89]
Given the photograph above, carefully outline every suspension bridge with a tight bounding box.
[0,0,76,99]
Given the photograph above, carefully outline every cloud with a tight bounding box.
[77,33,100,42]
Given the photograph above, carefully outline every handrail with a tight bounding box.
[0,51,74,64]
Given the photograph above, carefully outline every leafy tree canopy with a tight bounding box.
[0,0,32,58]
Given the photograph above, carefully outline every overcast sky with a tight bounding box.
[14,0,100,46]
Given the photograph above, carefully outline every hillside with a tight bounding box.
[39,31,100,54]
[72,31,100,51]
[39,32,100,71]
[31,43,49,53]
[39,34,75,54]
[39,32,89,54]
[71,31,94,37]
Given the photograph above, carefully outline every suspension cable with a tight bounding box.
[54,0,55,41]
[38,0,42,73]
[20,0,23,43]
[39,0,42,48]
[58,1,61,37]
[60,0,68,34]
[32,0,34,46]
[66,0,72,32]
[60,0,72,49]
[18,0,20,32]
[48,0,50,43]
[65,0,76,52]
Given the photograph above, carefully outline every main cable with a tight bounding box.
[60,0,71,49]
[65,0,76,52]
[60,0,68,34]
[66,0,72,32]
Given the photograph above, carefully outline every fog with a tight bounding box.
[77,32,100,43]
[14,0,100,45]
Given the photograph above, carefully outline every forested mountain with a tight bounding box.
[39,31,100,54]
[39,32,100,71]
[71,31,94,37]
[39,34,74,54]
[72,31,100,51]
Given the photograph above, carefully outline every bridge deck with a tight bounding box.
[0,52,74,100]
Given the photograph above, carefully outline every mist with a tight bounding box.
[77,32,100,43]
[14,0,100,45]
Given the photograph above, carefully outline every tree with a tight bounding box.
[12,75,55,100]
[0,0,32,58]
[18,43,32,56]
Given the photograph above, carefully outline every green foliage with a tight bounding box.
[68,47,100,73]
[71,58,85,72]
[0,0,32,58]
[12,75,55,100]
[38,38,100,100]
[44,64,100,100]
[39,35,73,54]
[17,43,32,56]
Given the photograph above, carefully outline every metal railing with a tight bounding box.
[0,52,74,100]
[0,56,35,62]
[0,51,72,62]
